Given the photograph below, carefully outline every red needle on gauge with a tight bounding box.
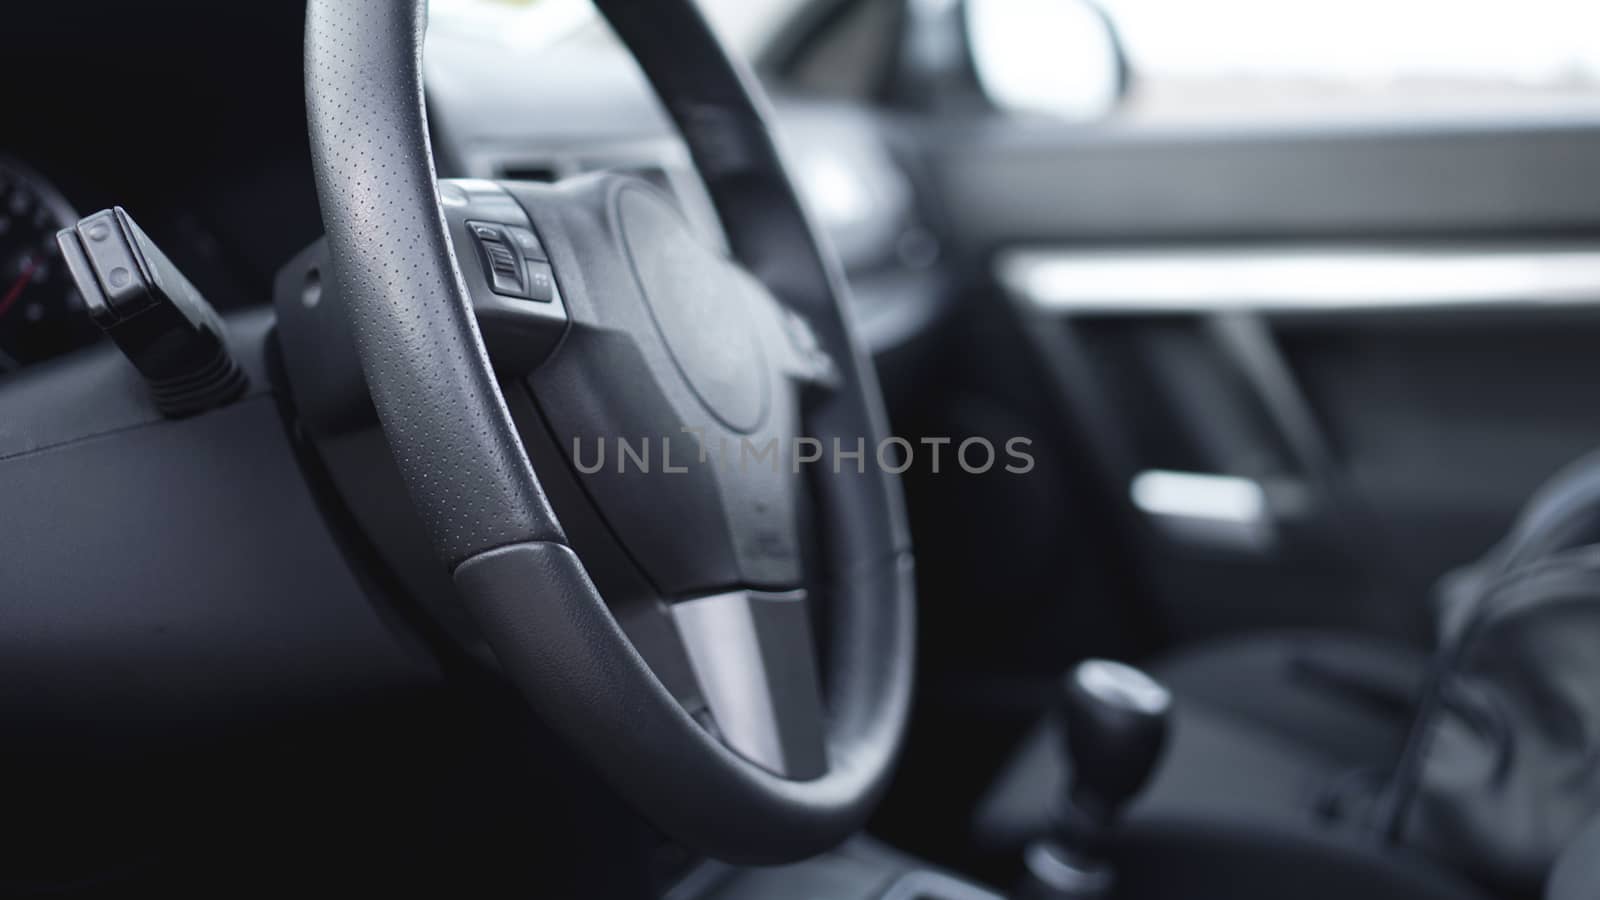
[0,257,38,319]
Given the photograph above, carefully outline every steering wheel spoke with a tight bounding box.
[673,588,828,779]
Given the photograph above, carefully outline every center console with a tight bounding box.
[665,838,1003,900]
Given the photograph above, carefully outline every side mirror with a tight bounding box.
[963,0,1129,121]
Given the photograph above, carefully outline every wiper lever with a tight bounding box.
[57,207,246,418]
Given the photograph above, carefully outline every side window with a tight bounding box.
[966,0,1600,123]
[1110,0,1600,123]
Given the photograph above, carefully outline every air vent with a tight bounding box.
[498,164,559,182]
[612,165,673,195]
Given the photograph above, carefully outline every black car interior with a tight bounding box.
[5,0,1600,898]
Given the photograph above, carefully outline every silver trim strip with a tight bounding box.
[1022,843,1113,897]
[671,589,827,779]
[1130,469,1276,552]
[673,591,789,775]
[999,245,1600,314]
[1131,470,1265,526]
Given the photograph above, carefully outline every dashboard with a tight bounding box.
[0,1,325,370]
[0,1,950,380]
[0,6,963,889]
[423,11,952,356]
[0,158,99,370]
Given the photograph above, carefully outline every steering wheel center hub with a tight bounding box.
[618,186,769,434]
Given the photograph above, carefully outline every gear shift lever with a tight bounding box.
[1062,659,1172,827]
[1019,660,1172,900]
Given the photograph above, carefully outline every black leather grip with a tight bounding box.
[305,0,563,565]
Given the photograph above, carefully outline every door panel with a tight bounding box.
[1282,308,1600,606]
[919,118,1600,649]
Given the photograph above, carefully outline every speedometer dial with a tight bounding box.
[0,158,99,371]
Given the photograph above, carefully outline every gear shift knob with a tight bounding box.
[1060,659,1172,827]
[1018,660,1172,900]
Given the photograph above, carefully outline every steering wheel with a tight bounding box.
[304,0,915,864]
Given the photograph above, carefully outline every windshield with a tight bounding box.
[429,0,807,59]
